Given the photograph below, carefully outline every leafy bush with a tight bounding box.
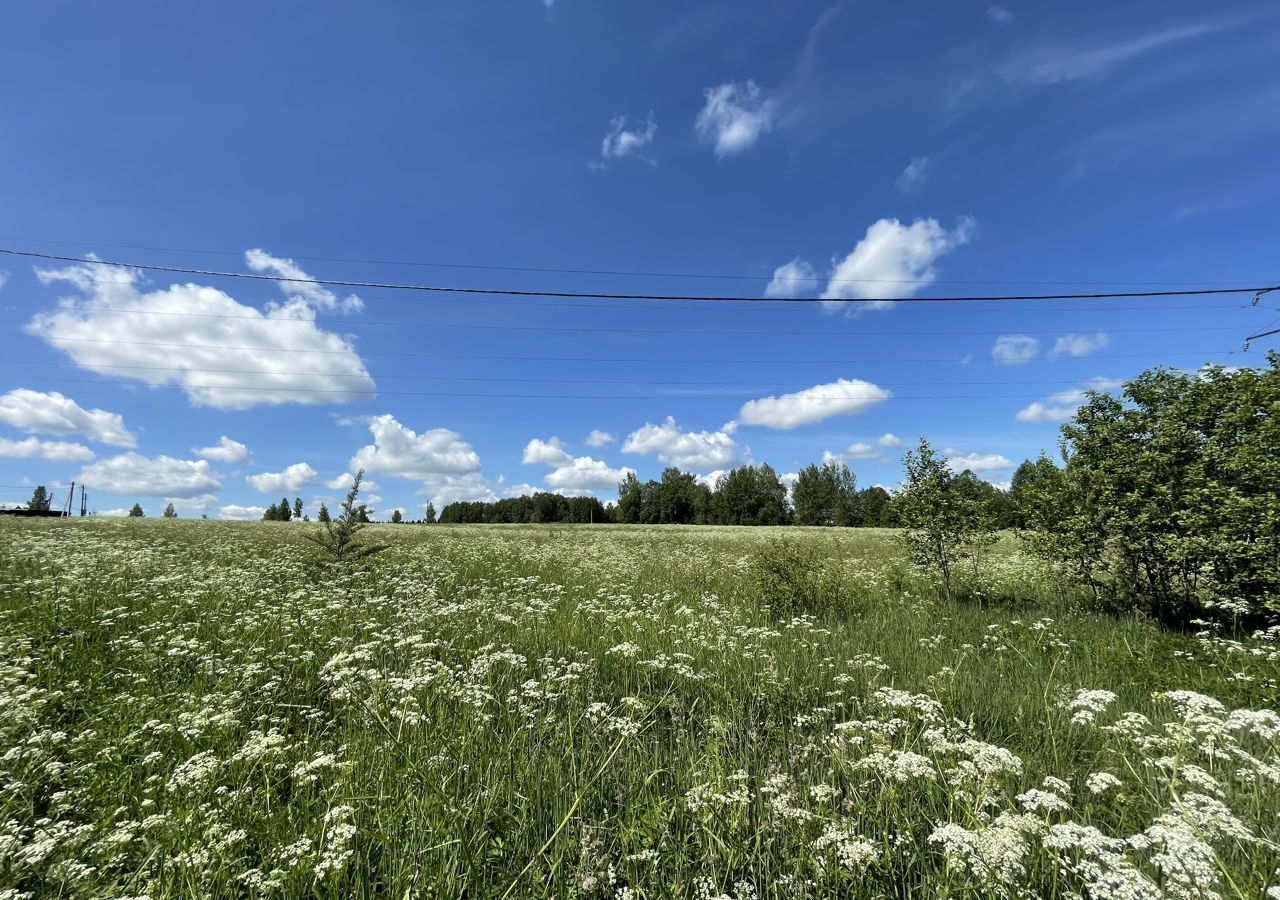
[750,538,847,618]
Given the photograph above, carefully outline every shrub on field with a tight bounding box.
[751,538,847,618]
[1026,354,1280,628]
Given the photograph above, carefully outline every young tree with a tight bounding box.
[162,502,177,518]
[317,502,331,523]
[263,502,279,521]
[424,502,436,524]
[128,503,145,518]
[27,486,51,511]
[390,509,403,524]
[293,497,304,520]
[278,497,292,522]
[302,469,387,566]
[896,438,995,602]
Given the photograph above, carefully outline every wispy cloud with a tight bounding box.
[1002,16,1254,86]
[695,80,776,158]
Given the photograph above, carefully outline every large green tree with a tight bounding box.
[1040,356,1280,626]
[27,486,51,511]
[792,459,858,526]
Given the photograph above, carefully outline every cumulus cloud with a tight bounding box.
[0,436,95,462]
[877,432,902,449]
[738,378,891,429]
[992,335,1040,365]
[524,436,633,491]
[0,388,135,447]
[522,437,573,467]
[324,471,380,491]
[419,472,499,509]
[694,80,776,157]
[245,462,317,493]
[27,259,375,410]
[166,494,218,514]
[351,415,482,491]
[895,156,932,192]
[1016,377,1123,423]
[544,457,635,490]
[944,449,1015,473]
[844,442,880,460]
[193,436,250,464]
[695,470,728,490]
[78,453,221,498]
[819,217,976,311]
[1050,332,1110,359]
[585,429,615,448]
[596,112,657,166]
[764,258,819,298]
[243,249,364,313]
[219,504,265,521]
[622,417,739,469]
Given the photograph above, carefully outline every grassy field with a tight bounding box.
[1,518,1277,899]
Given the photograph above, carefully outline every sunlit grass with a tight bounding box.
[1,518,1277,898]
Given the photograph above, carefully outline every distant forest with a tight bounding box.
[438,459,1021,528]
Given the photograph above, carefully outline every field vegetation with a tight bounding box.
[1,518,1277,898]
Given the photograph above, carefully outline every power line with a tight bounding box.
[6,333,1239,363]
[2,374,1126,402]
[4,248,1276,304]
[0,358,1158,388]
[1,235,1266,288]
[22,304,1249,337]
[23,274,1257,315]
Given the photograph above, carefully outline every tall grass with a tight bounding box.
[0,518,1276,898]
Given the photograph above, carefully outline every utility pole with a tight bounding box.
[63,481,75,517]
[79,485,87,517]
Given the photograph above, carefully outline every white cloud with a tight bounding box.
[820,217,976,312]
[1002,18,1245,85]
[764,258,819,298]
[324,471,381,492]
[166,494,218,514]
[622,417,739,469]
[844,442,880,460]
[877,432,902,449]
[245,462,317,493]
[0,436,95,462]
[79,453,221,497]
[585,429,615,448]
[992,335,1040,365]
[1050,332,1110,359]
[944,449,1015,473]
[100,508,131,518]
[193,436,250,464]
[243,249,364,313]
[524,436,633,491]
[0,388,136,447]
[28,260,375,410]
[695,470,727,490]
[0,271,9,289]
[986,4,1013,25]
[219,504,265,521]
[1016,377,1123,423]
[738,378,891,429]
[543,457,634,490]
[522,437,573,467]
[895,156,932,192]
[694,80,776,158]
[420,472,499,509]
[598,112,657,163]
[352,414,482,482]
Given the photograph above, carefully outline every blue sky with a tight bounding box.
[1,0,1277,517]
